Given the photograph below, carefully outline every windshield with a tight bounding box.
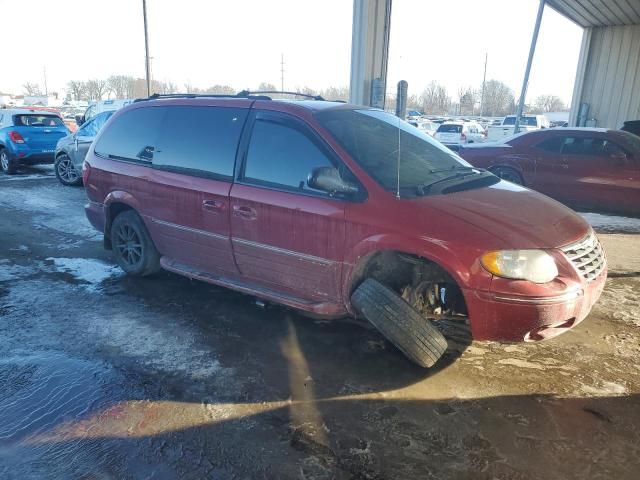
[503,116,538,126]
[13,114,65,127]
[316,109,497,196]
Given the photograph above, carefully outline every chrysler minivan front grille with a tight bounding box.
[561,231,606,281]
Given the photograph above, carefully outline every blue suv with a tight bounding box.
[0,108,70,174]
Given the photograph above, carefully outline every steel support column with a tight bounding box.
[514,0,545,133]
[349,0,392,107]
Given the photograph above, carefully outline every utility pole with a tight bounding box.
[43,67,48,96]
[480,52,487,116]
[280,54,285,92]
[142,0,151,97]
[514,0,545,133]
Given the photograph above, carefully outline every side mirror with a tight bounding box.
[75,115,85,127]
[307,167,360,197]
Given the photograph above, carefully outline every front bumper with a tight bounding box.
[464,268,607,342]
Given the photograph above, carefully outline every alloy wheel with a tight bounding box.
[114,224,143,268]
[0,151,8,172]
[57,156,79,183]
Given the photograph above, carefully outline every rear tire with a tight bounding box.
[0,148,17,175]
[351,278,448,368]
[491,166,523,185]
[110,210,161,276]
[54,153,82,186]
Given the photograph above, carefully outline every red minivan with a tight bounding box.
[83,94,607,367]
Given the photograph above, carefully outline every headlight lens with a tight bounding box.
[481,250,558,283]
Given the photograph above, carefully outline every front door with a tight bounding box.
[559,136,640,214]
[229,111,347,302]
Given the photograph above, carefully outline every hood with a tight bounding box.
[417,180,590,249]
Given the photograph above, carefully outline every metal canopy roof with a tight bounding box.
[546,0,640,27]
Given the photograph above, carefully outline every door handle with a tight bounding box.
[202,199,225,213]
[233,205,257,220]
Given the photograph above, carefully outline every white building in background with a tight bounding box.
[23,94,63,107]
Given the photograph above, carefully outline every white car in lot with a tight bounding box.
[486,114,550,141]
[433,121,486,147]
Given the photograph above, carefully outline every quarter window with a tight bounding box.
[243,118,334,193]
[153,106,247,178]
[94,107,165,162]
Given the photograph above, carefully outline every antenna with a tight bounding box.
[396,113,401,199]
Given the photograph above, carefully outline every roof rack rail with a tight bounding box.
[237,90,325,101]
[134,90,329,103]
[134,92,273,102]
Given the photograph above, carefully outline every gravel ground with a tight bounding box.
[1,166,639,479]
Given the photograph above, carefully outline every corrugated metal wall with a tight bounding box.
[575,24,640,128]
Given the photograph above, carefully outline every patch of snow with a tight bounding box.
[47,258,122,286]
[580,212,640,233]
[580,381,627,396]
[0,260,36,282]
[498,358,544,370]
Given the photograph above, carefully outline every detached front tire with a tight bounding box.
[110,210,161,276]
[351,278,448,368]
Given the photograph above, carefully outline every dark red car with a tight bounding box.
[459,128,640,217]
[83,95,606,367]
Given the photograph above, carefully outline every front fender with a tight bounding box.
[341,232,491,306]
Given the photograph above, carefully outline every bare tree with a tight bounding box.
[420,81,450,115]
[482,80,516,117]
[204,84,236,95]
[257,82,278,92]
[532,94,566,113]
[23,82,43,96]
[319,86,349,102]
[85,79,109,100]
[107,75,135,99]
[66,80,86,100]
[457,86,476,116]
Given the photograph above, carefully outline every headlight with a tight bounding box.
[481,250,558,284]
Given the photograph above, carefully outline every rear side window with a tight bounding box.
[242,118,334,193]
[562,137,606,156]
[437,124,462,133]
[13,114,64,127]
[153,106,247,179]
[535,136,565,153]
[94,107,165,162]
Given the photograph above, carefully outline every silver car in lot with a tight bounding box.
[54,110,113,186]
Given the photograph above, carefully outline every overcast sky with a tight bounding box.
[1,0,583,104]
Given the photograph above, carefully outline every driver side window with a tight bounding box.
[242,117,335,195]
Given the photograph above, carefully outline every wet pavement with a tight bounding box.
[1,166,639,479]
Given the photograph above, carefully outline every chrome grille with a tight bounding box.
[561,231,606,281]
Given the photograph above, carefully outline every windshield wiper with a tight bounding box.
[416,168,485,196]
[428,166,476,174]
